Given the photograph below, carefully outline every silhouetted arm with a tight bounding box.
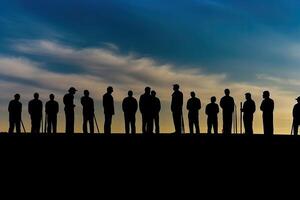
[134,99,138,113]
[158,99,161,112]
[205,105,209,115]
[199,99,201,110]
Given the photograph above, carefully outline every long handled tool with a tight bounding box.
[181,114,185,134]
[44,113,48,134]
[41,113,44,134]
[21,119,26,134]
[94,114,100,134]
[240,102,243,134]
[291,120,294,136]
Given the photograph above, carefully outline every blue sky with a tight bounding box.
[0,0,300,133]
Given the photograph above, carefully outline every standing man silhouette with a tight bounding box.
[206,96,219,135]
[292,96,300,135]
[260,91,274,136]
[139,87,153,134]
[103,86,114,134]
[64,87,77,134]
[45,94,59,134]
[8,94,22,134]
[28,93,43,134]
[122,90,138,134]
[187,92,201,134]
[151,90,161,134]
[171,84,183,134]
[220,89,235,135]
[241,93,256,135]
[81,90,94,134]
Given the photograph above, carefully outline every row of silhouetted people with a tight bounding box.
[7,85,300,135]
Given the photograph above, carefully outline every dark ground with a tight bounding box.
[0,133,298,195]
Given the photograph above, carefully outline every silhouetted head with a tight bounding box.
[211,96,216,103]
[84,90,89,97]
[128,90,133,97]
[296,96,300,103]
[173,84,180,91]
[245,93,252,100]
[107,86,113,94]
[34,93,39,100]
[224,89,230,96]
[14,94,20,101]
[151,90,156,97]
[49,94,55,100]
[191,92,196,98]
[145,87,151,94]
[68,87,77,94]
[263,91,270,99]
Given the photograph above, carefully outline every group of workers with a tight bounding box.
[6,84,300,135]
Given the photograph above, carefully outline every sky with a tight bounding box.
[0,0,300,133]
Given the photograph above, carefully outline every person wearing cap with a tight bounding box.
[64,87,77,134]
[292,96,300,135]
[8,94,22,134]
[241,93,256,135]
[220,89,235,135]
[81,90,95,134]
[28,93,43,134]
[260,91,274,135]
[171,84,183,134]
[45,94,59,134]
[103,86,114,134]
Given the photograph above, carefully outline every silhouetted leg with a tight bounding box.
[173,112,182,134]
[47,117,52,134]
[147,115,153,134]
[207,118,212,135]
[213,119,218,135]
[189,116,193,134]
[16,121,21,134]
[89,118,94,134]
[294,123,299,136]
[53,116,57,134]
[83,116,88,134]
[195,115,200,134]
[9,120,14,134]
[65,111,74,134]
[131,115,136,134]
[142,114,146,134]
[124,114,130,134]
[154,114,160,134]
[104,114,112,134]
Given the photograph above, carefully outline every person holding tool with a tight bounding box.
[81,90,95,134]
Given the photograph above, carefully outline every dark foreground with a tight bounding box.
[0,133,298,194]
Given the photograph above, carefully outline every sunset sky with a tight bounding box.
[0,0,300,133]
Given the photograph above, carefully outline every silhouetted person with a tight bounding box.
[45,94,59,134]
[8,94,22,134]
[241,93,256,135]
[260,91,274,136]
[139,87,153,134]
[187,92,201,134]
[122,91,138,134]
[220,89,235,135]
[206,96,219,135]
[103,86,114,134]
[28,93,43,134]
[151,90,161,134]
[81,90,94,134]
[64,87,77,134]
[292,97,300,135]
[171,84,183,134]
